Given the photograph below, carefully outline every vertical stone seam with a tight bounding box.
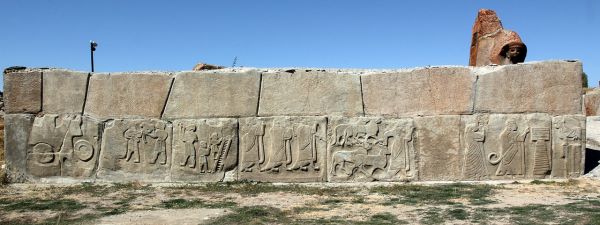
[39,71,44,114]
[470,72,480,114]
[255,72,264,117]
[359,75,366,117]
[160,75,175,119]
[81,72,92,115]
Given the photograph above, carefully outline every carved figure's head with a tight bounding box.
[506,120,518,131]
[500,42,527,64]
[186,124,196,132]
[155,121,166,130]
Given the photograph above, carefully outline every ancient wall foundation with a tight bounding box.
[2,60,586,183]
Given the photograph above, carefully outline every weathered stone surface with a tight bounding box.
[460,114,555,180]
[362,67,474,116]
[552,115,586,178]
[415,116,462,181]
[98,119,172,181]
[85,73,172,119]
[328,117,417,182]
[238,116,327,182]
[26,114,101,178]
[469,9,527,66]
[163,71,260,119]
[584,89,600,116]
[3,71,41,113]
[3,114,34,182]
[171,119,238,182]
[258,71,363,117]
[586,116,600,151]
[474,61,583,115]
[42,69,89,114]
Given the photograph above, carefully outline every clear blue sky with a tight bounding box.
[1,0,599,90]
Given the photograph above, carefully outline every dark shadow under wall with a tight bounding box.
[585,148,600,174]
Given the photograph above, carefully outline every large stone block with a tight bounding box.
[98,119,172,181]
[84,72,173,119]
[587,116,600,151]
[26,114,102,178]
[459,114,577,180]
[584,89,600,116]
[328,117,418,182]
[3,114,34,182]
[415,116,462,181]
[258,70,363,117]
[238,116,327,182]
[474,61,583,115]
[362,67,474,116]
[171,119,238,182]
[552,115,586,178]
[163,71,261,119]
[3,71,42,113]
[42,70,89,114]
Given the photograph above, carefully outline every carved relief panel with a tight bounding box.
[328,117,418,182]
[552,115,586,178]
[171,119,238,182]
[26,114,101,178]
[98,119,172,181]
[461,114,565,180]
[239,117,327,182]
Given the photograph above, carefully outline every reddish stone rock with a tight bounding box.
[192,62,225,71]
[469,9,527,66]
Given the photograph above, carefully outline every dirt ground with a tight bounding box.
[1,178,600,225]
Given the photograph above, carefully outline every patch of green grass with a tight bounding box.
[175,181,356,196]
[210,205,289,225]
[0,198,85,212]
[321,198,344,205]
[530,180,556,185]
[446,208,469,220]
[160,198,237,209]
[420,207,445,225]
[60,182,154,197]
[372,183,496,205]
[363,212,408,225]
[351,196,366,204]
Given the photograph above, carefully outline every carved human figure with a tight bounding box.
[554,118,583,177]
[241,122,265,172]
[122,124,142,163]
[464,117,487,180]
[489,120,529,176]
[208,132,223,172]
[383,124,414,177]
[180,124,198,168]
[261,122,293,172]
[197,141,209,172]
[288,123,321,171]
[149,122,168,165]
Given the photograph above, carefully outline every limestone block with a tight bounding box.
[26,114,101,178]
[42,69,89,114]
[3,114,34,182]
[328,117,418,182]
[3,71,42,113]
[85,73,172,119]
[362,67,474,116]
[238,116,327,182]
[171,119,238,182]
[258,71,363,117]
[552,115,586,178]
[98,119,172,181]
[587,116,600,151]
[162,71,261,119]
[415,116,462,181]
[474,61,583,115]
[584,90,600,116]
[460,114,555,180]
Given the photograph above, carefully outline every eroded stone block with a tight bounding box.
[258,71,363,117]
[26,114,101,178]
[85,73,172,119]
[171,119,238,182]
[4,114,35,182]
[587,116,600,151]
[552,115,586,178]
[362,67,474,116]
[163,71,261,119]
[4,71,41,113]
[98,119,172,181]
[42,69,89,114]
[328,117,418,182]
[415,116,462,181]
[239,116,327,182]
[584,90,600,116]
[474,61,583,115]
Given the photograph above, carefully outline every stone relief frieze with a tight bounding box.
[26,114,101,178]
[328,117,417,182]
[239,117,327,182]
[552,116,585,178]
[171,119,238,181]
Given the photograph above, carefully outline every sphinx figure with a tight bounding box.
[469,9,527,66]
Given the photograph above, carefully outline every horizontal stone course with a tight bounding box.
[3,70,42,113]
[42,69,89,114]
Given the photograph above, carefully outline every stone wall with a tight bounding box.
[2,60,586,183]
